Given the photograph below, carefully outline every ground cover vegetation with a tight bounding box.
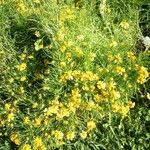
[0,0,150,150]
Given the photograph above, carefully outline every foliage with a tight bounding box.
[0,0,149,150]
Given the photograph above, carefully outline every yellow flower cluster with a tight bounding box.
[51,130,64,140]
[75,46,84,57]
[136,65,149,84]
[112,101,135,117]
[68,88,82,112]
[60,7,76,22]
[10,133,21,145]
[108,54,123,63]
[60,70,98,82]
[95,80,120,103]
[44,89,82,120]
[55,6,76,43]
[33,137,46,150]
[81,101,97,111]
[1,1,149,149]
[23,116,30,125]
[33,117,42,127]
[127,52,136,61]
[15,1,27,15]
[44,100,70,120]
[120,20,129,30]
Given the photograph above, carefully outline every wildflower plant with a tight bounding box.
[0,0,149,149]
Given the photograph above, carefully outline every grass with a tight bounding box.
[0,0,149,150]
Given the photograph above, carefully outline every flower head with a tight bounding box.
[120,21,129,29]
[87,121,96,131]
[21,144,32,150]
[10,133,21,145]
[66,131,75,140]
[18,63,27,71]
[80,131,87,139]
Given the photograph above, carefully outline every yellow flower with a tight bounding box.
[20,54,26,60]
[109,90,120,100]
[34,137,42,146]
[113,54,122,63]
[110,40,118,47]
[23,116,30,124]
[94,94,103,103]
[56,31,65,41]
[35,31,41,37]
[115,66,125,75]
[5,103,11,110]
[60,45,66,52]
[7,113,15,121]
[18,63,27,71]
[28,55,34,59]
[86,101,96,111]
[66,131,75,140]
[127,52,136,61]
[64,41,73,47]
[80,131,87,139]
[60,62,66,68]
[65,52,72,61]
[20,87,25,94]
[88,52,96,61]
[56,106,70,120]
[87,121,96,131]
[21,144,32,150]
[10,133,21,145]
[107,54,114,61]
[137,66,149,84]
[106,81,116,90]
[0,119,4,127]
[52,130,64,140]
[16,1,27,14]
[60,7,75,21]
[34,137,46,150]
[32,102,38,108]
[20,76,27,81]
[33,117,42,127]
[128,101,135,108]
[75,47,83,57]
[112,103,130,117]
[120,106,130,117]
[97,81,106,89]
[120,21,129,29]
[44,104,59,116]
